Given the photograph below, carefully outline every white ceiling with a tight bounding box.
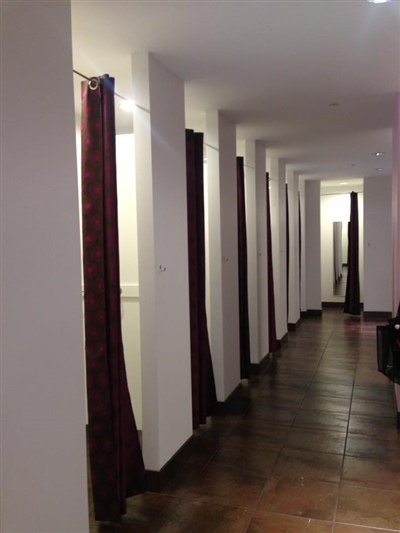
[71,0,400,182]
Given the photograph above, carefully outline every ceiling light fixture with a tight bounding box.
[340,182,348,185]
[367,0,392,3]
[373,151,385,156]
[375,168,384,171]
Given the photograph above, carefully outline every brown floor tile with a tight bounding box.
[336,484,400,530]
[247,511,333,532]
[345,434,400,463]
[348,414,400,441]
[285,427,346,455]
[300,394,351,414]
[160,500,251,533]
[335,525,399,533]
[229,419,290,445]
[352,385,395,403]
[258,476,339,521]
[308,382,353,398]
[333,524,400,533]
[185,461,267,509]
[272,448,343,483]
[213,440,281,476]
[350,399,396,418]
[293,409,349,432]
[342,456,400,491]
[244,403,298,425]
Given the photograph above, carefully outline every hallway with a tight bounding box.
[90,309,400,532]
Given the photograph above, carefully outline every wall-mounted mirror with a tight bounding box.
[333,221,348,297]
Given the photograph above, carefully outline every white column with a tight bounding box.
[305,180,322,313]
[255,144,269,360]
[287,170,300,326]
[206,111,240,400]
[299,178,307,313]
[244,141,268,363]
[1,2,89,532]
[267,157,288,341]
[364,176,393,314]
[392,95,400,414]
[131,53,192,470]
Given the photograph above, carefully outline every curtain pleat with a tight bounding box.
[344,191,361,315]
[186,130,217,428]
[266,174,278,352]
[237,157,251,378]
[81,75,145,522]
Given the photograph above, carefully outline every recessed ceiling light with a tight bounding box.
[375,168,384,171]
[367,0,392,3]
[340,182,348,185]
[373,151,385,156]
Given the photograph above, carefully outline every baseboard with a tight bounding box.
[288,318,301,331]
[250,352,271,375]
[301,309,322,318]
[145,434,193,492]
[322,302,344,308]
[363,311,392,320]
[277,333,288,348]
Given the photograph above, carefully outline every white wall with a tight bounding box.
[299,179,307,312]
[305,181,322,311]
[267,157,288,340]
[132,53,192,470]
[206,110,240,399]
[116,135,142,428]
[1,2,89,531]
[364,177,393,313]
[287,171,300,325]
[321,190,364,303]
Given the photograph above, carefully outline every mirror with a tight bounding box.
[333,221,348,297]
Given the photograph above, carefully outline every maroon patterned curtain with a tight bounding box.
[266,174,278,352]
[186,130,217,428]
[81,75,145,522]
[344,191,361,315]
[237,157,251,378]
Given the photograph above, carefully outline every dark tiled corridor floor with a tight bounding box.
[90,309,400,532]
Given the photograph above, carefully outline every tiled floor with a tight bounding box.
[89,309,400,532]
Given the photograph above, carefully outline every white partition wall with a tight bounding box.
[206,111,241,400]
[267,157,288,341]
[244,141,268,363]
[299,179,307,313]
[305,180,322,313]
[364,176,392,314]
[132,53,192,470]
[287,170,300,326]
[1,2,89,531]
[255,143,269,360]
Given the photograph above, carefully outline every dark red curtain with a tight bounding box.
[344,191,361,315]
[266,173,278,352]
[237,157,251,378]
[81,75,145,522]
[186,130,217,428]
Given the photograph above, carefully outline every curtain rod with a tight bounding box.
[73,69,128,101]
[73,69,149,113]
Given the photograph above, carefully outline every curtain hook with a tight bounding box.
[88,77,99,90]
